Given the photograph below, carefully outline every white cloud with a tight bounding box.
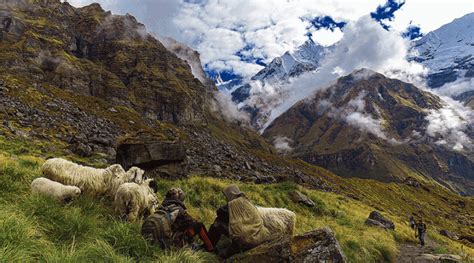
[345,112,387,139]
[310,28,344,47]
[435,78,474,98]
[327,91,394,142]
[425,98,473,152]
[272,136,293,153]
[210,92,250,124]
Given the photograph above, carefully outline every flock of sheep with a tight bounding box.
[31,158,298,245]
[31,158,159,222]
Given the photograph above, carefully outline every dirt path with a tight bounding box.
[396,238,462,263]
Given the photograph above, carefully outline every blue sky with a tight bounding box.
[66,0,474,81]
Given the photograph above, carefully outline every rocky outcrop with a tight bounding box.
[290,190,316,207]
[226,227,346,263]
[439,230,459,240]
[365,211,395,230]
[116,132,187,178]
[0,0,209,125]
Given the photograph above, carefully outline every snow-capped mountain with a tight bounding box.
[231,39,329,103]
[251,39,328,82]
[413,12,474,103]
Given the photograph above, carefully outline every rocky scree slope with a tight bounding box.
[264,70,474,195]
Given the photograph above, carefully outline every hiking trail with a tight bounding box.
[396,237,463,263]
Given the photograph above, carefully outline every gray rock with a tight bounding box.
[364,218,387,229]
[419,253,461,262]
[213,164,223,173]
[290,190,316,207]
[70,142,92,157]
[254,171,276,184]
[45,102,59,110]
[108,107,118,113]
[226,227,346,263]
[439,230,458,240]
[366,211,395,230]
[0,85,9,93]
[116,132,187,178]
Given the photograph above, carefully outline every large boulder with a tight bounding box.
[439,230,459,240]
[365,211,395,230]
[226,227,346,263]
[116,133,187,178]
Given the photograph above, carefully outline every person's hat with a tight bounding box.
[223,184,244,202]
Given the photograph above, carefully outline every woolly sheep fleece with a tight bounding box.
[31,177,81,202]
[114,180,158,222]
[257,207,296,236]
[41,158,138,198]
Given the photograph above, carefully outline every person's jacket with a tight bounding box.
[417,223,426,234]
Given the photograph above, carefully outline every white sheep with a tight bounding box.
[126,166,146,184]
[257,207,296,236]
[31,177,81,202]
[41,158,143,198]
[114,179,159,222]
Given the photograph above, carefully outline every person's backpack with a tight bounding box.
[141,204,181,249]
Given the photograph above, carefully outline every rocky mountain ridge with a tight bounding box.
[263,70,474,195]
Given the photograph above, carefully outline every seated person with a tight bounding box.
[142,188,214,252]
[208,184,271,257]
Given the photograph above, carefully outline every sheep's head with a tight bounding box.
[73,187,82,197]
[64,187,82,203]
[107,164,126,176]
[126,167,146,183]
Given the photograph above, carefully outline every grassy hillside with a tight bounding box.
[1,2,472,262]
[0,135,473,262]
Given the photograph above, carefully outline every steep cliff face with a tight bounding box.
[0,0,209,124]
[264,70,474,195]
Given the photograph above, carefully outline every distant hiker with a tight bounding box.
[415,219,427,246]
[208,184,271,257]
[409,215,415,230]
[141,188,214,252]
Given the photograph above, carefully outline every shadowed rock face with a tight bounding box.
[264,70,474,195]
[116,132,187,178]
